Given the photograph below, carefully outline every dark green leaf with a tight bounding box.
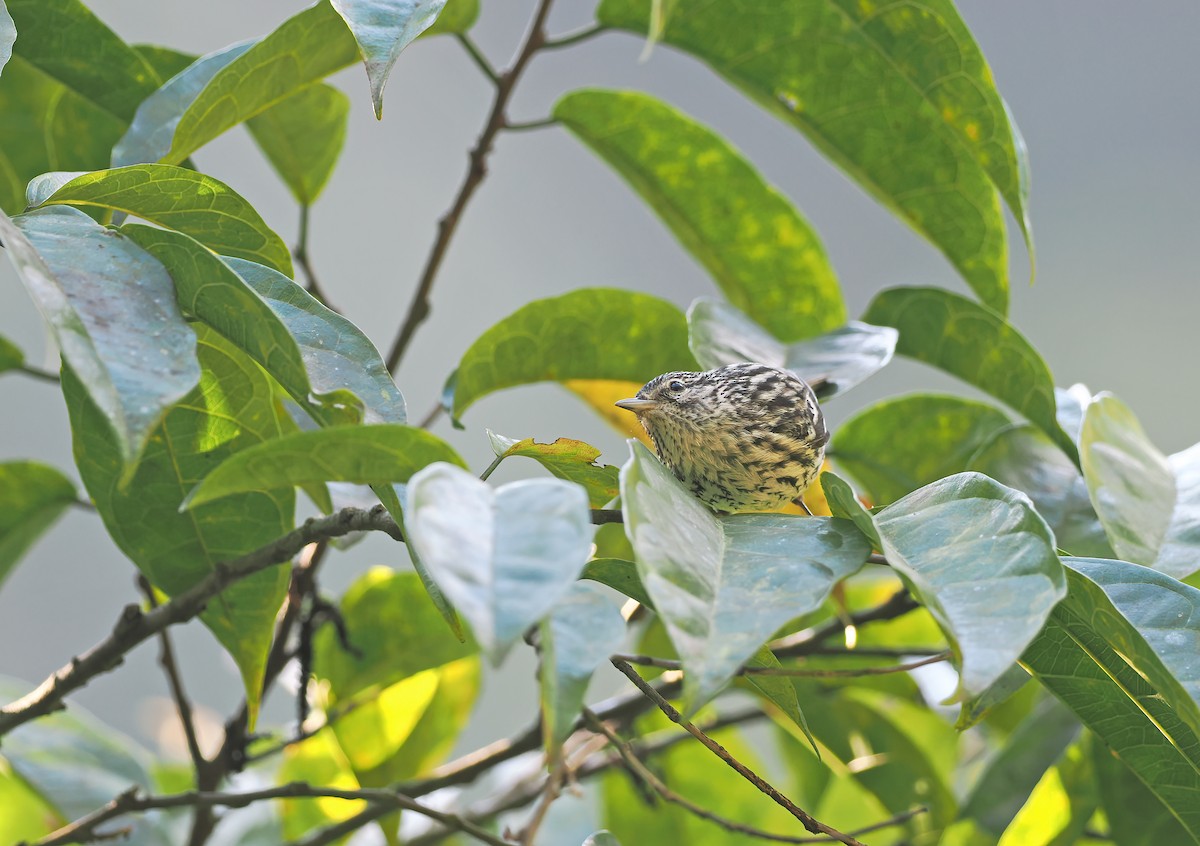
[873,471,1066,698]
[863,286,1076,462]
[405,463,594,662]
[832,394,1010,506]
[1080,393,1200,579]
[37,165,293,275]
[580,557,651,607]
[540,582,626,752]
[6,0,158,121]
[819,470,880,548]
[451,288,697,417]
[5,206,200,466]
[1022,560,1200,839]
[246,83,349,204]
[969,424,1112,558]
[227,257,406,424]
[314,568,477,703]
[621,441,870,712]
[131,44,196,81]
[1093,740,1196,846]
[555,90,844,342]
[597,0,1013,313]
[0,461,76,589]
[488,431,619,507]
[739,646,814,751]
[331,0,447,118]
[165,2,360,164]
[0,334,23,372]
[687,298,895,398]
[185,424,465,509]
[63,328,293,726]
[421,0,478,36]
[955,663,1031,731]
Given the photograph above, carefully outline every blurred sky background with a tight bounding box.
[1,0,1198,760]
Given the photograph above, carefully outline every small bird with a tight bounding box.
[615,363,828,514]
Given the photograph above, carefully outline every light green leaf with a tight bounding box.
[185,424,465,509]
[451,288,697,417]
[5,206,200,467]
[582,834,621,846]
[597,0,1014,313]
[970,424,1112,558]
[0,334,23,372]
[0,461,76,589]
[6,0,159,121]
[995,736,1097,846]
[1080,393,1200,579]
[687,298,895,398]
[0,3,13,77]
[165,2,360,164]
[488,432,619,507]
[314,567,477,704]
[872,471,1066,699]
[620,441,870,712]
[1093,740,1196,846]
[63,328,293,727]
[863,286,1076,463]
[227,257,406,424]
[1022,559,1200,840]
[36,165,292,275]
[247,83,349,205]
[1055,383,1092,443]
[405,463,594,662]
[832,394,1010,506]
[0,677,170,845]
[555,90,844,342]
[540,582,626,753]
[331,0,447,119]
[421,0,478,36]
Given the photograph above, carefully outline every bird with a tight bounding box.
[615,363,828,514]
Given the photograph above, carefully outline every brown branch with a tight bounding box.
[609,658,869,846]
[383,0,558,373]
[612,651,951,678]
[0,506,401,739]
[21,782,512,846]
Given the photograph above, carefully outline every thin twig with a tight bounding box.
[613,651,951,678]
[17,363,60,383]
[418,402,444,429]
[21,782,512,846]
[137,576,206,775]
[0,506,401,739]
[502,116,557,132]
[384,0,558,373]
[294,205,334,309]
[540,23,607,50]
[455,33,499,85]
[609,658,869,846]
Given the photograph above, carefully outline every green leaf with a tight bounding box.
[1054,383,1092,443]
[36,165,293,275]
[863,286,1076,463]
[0,677,171,845]
[227,257,406,424]
[582,834,621,846]
[739,646,814,751]
[1093,740,1196,846]
[246,83,349,204]
[62,329,292,726]
[581,557,651,607]
[540,582,626,753]
[6,0,159,121]
[687,298,896,398]
[131,44,196,81]
[314,568,477,704]
[185,424,464,509]
[818,470,880,548]
[488,431,619,507]
[277,730,363,839]
[969,424,1112,558]
[995,735,1097,846]
[1080,393,1200,579]
[620,441,870,712]
[5,206,200,467]
[421,0,478,36]
[0,334,23,372]
[832,394,1010,506]
[451,288,697,417]
[0,461,76,589]
[872,471,1066,699]
[555,89,844,342]
[597,0,1014,313]
[405,463,594,662]
[165,2,360,164]
[331,0,447,119]
[1022,560,1200,839]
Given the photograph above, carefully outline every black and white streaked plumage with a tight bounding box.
[615,363,828,514]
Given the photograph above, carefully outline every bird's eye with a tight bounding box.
[668,379,686,393]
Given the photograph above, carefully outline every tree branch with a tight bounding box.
[383,0,558,373]
[0,506,401,739]
[612,650,951,678]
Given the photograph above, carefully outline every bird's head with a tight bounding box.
[615,369,730,430]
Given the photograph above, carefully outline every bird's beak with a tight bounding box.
[615,397,658,414]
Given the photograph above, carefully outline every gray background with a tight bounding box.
[1,0,1197,760]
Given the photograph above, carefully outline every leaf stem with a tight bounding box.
[541,23,607,50]
[16,363,60,383]
[502,116,558,133]
[455,33,500,86]
[293,205,334,309]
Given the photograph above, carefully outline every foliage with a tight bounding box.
[0,1,1195,845]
